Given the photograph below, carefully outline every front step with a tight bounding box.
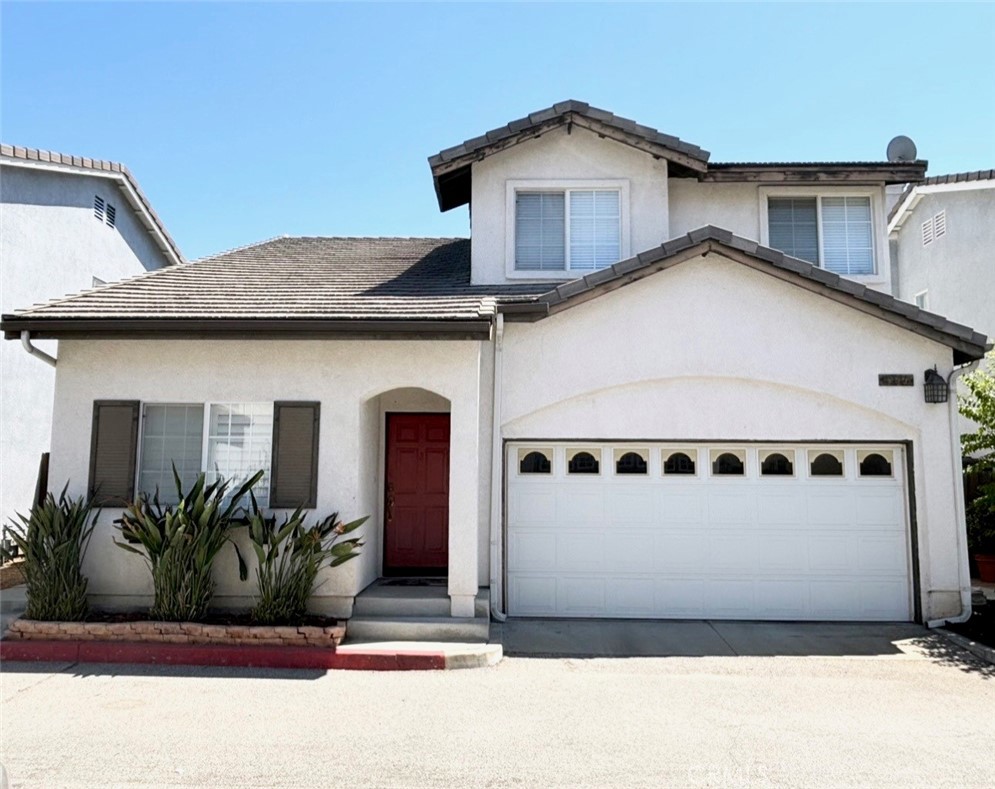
[346,584,490,643]
[346,615,490,643]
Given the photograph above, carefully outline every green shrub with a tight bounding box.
[246,493,366,626]
[114,467,262,622]
[4,485,97,621]
[967,494,995,554]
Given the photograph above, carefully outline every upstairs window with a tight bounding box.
[515,189,621,272]
[768,195,875,276]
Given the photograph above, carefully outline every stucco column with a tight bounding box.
[448,371,481,618]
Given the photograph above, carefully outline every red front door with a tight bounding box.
[384,413,450,575]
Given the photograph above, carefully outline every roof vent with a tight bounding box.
[106,203,116,228]
[886,135,918,163]
[93,195,105,222]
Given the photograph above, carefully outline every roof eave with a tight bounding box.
[1,316,492,341]
[701,161,928,185]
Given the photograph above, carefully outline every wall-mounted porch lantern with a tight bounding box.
[923,367,949,404]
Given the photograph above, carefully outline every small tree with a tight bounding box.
[960,351,995,553]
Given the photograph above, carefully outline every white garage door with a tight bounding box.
[506,443,912,621]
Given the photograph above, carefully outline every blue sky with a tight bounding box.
[3,2,993,260]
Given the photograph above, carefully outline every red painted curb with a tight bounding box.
[0,640,447,671]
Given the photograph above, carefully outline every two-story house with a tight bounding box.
[0,145,181,537]
[1,102,989,635]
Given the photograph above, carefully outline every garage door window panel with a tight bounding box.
[663,451,696,476]
[858,450,893,478]
[519,449,552,475]
[614,449,648,475]
[568,449,601,475]
[809,450,845,477]
[710,450,746,476]
[760,451,795,477]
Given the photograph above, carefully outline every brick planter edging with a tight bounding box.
[5,618,346,649]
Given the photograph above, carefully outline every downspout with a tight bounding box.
[926,359,980,627]
[489,313,507,621]
[20,331,56,367]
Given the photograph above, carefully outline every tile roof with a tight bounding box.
[1,143,184,265]
[1,236,547,325]
[2,230,986,362]
[888,168,995,223]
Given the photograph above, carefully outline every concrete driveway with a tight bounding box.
[1,627,993,788]
[493,618,932,658]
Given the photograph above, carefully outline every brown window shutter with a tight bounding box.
[270,402,320,509]
[88,400,140,506]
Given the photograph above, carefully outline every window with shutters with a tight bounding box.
[135,402,274,506]
[508,180,627,276]
[766,193,876,276]
[98,400,319,509]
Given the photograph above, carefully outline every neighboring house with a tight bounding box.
[1,102,989,633]
[0,145,182,537]
[888,169,994,338]
[888,170,995,444]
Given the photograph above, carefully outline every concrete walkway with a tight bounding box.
[493,618,932,658]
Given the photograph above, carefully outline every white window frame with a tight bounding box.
[505,179,630,279]
[136,401,274,504]
[759,187,886,282]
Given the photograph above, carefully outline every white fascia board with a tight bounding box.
[0,158,183,266]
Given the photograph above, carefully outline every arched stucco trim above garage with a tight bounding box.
[501,376,918,440]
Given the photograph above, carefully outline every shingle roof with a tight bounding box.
[503,227,990,364]
[428,100,710,211]
[1,236,547,327]
[888,168,995,223]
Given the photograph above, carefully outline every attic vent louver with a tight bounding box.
[933,210,946,239]
[106,203,116,228]
[94,195,105,222]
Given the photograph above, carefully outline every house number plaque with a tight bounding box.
[878,374,914,387]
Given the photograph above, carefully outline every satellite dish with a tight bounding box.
[887,135,918,163]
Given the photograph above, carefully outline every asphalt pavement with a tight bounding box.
[1,629,993,788]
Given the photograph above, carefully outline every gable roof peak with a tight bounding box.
[429,100,710,212]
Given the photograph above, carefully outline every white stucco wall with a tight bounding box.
[499,253,968,622]
[47,338,487,618]
[1,165,172,535]
[469,127,669,284]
